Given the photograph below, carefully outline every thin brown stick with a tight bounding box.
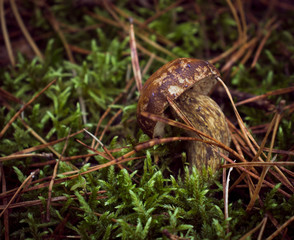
[226,0,243,43]
[1,164,9,239]
[223,161,294,168]
[239,216,268,240]
[95,109,123,148]
[129,20,142,92]
[46,130,71,221]
[230,129,244,158]
[84,129,123,169]
[45,7,75,63]
[266,216,294,240]
[217,77,265,161]
[260,0,294,11]
[246,120,278,211]
[136,43,167,64]
[29,153,98,168]
[0,169,40,218]
[1,102,62,158]
[221,37,257,72]
[105,0,177,58]
[11,128,84,156]
[110,4,173,46]
[209,40,243,64]
[142,0,183,26]
[0,191,106,209]
[251,21,280,68]
[167,96,194,128]
[87,10,176,59]
[237,0,247,41]
[249,111,277,164]
[236,86,294,106]
[0,153,53,162]
[16,117,62,158]
[269,168,294,193]
[10,0,44,61]
[0,0,15,66]
[223,156,291,198]
[247,105,282,212]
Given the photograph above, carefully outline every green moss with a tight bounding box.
[1,0,293,239]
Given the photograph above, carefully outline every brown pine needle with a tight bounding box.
[75,139,111,160]
[223,161,294,168]
[217,77,264,160]
[0,191,106,210]
[224,157,291,198]
[0,169,40,218]
[46,130,71,221]
[3,102,62,158]
[83,128,123,169]
[240,216,268,240]
[11,128,84,156]
[236,86,294,106]
[10,0,44,61]
[237,0,247,41]
[257,214,268,240]
[94,109,123,150]
[142,0,183,26]
[251,20,280,68]
[226,0,243,43]
[129,19,142,92]
[0,0,15,66]
[247,102,285,212]
[45,7,75,64]
[0,79,56,139]
[1,163,10,239]
[0,153,53,162]
[221,37,257,72]
[266,215,294,240]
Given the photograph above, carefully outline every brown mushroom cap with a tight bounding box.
[137,58,220,138]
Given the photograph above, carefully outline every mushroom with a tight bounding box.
[137,58,231,173]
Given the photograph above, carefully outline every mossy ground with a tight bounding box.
[0,1,294,239]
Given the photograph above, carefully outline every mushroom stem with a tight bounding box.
[173,90,231,173]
